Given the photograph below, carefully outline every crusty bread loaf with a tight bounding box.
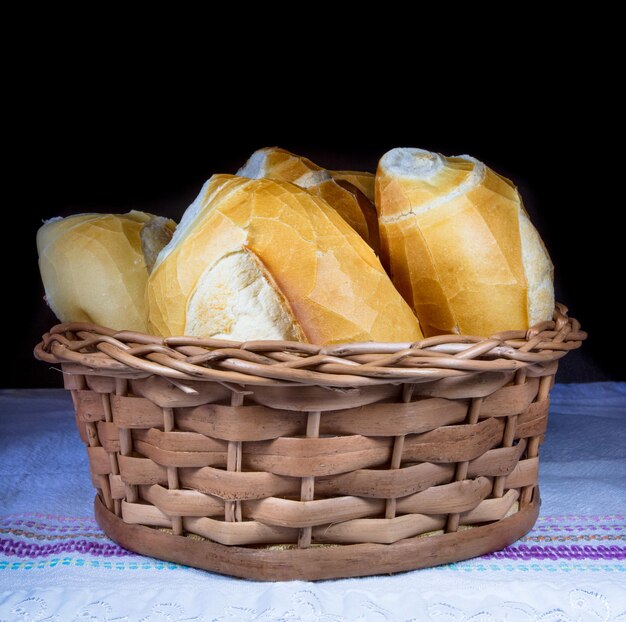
[376,147,554,337]
[37,211,175,332]
[331,170,375,203]
[147,175,422,343]
[237,147,379,252]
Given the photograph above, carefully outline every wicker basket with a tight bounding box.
[35,303,585,581]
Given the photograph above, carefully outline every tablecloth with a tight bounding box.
[1,383,624,621]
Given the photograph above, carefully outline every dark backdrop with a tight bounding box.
[5,117,622,387]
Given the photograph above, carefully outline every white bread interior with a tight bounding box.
[237,147,379,251]
[148,175,422,344]
[186,249,305,341]
[37,211,175,332]
[376,147,554,336]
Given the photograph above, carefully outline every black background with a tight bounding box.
[5,91,623,387]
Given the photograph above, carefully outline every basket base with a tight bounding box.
[95,493,540,581]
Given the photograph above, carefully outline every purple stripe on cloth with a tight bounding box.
[484,544,626,561]
[0,538,134,559]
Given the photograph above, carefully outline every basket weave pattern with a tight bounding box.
[35,304,585,580]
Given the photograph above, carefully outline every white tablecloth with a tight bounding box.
[1,383,625,620]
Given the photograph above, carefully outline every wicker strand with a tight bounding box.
[298,410,321,548]
[35,307,585,388]
[385,383,414,519]
[446,396,484,533]
[163,407,183,535]
[71,375,113,511]
[225,392,244,523]
[492,369,526,498]
[87,427,113,511]
[521,374,552,506]
[101,393,122,517]
[115,379,137,504]
[69,374,86,410]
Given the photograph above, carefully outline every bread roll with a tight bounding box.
[147,175,422,344]
[237,147,379,252]
[38,211,175,332]
[331,170,375,203]
[376,147,554,337]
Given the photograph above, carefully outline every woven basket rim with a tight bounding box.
[34,303,585,387]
